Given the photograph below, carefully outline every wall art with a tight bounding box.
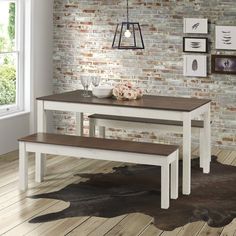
[183,37,208,53]
[183,55,207,77]
[212,55,236,74]
[215,26,236,50]
[183,18,208,34]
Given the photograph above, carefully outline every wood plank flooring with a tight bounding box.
[0,148,235,236]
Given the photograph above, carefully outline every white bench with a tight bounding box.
[19,133,179,209]
[89,114,208,168]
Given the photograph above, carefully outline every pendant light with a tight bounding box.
[112,0,145,50]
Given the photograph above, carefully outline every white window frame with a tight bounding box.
[0,0,24,117]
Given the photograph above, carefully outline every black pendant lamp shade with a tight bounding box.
[112,0,145,50]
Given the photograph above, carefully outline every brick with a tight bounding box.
[53,0,236,150]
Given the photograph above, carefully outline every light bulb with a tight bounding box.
[124,29,131,38]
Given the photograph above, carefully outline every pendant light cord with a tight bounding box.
[126,0,129,23]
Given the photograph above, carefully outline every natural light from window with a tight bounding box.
[0,0,23,117]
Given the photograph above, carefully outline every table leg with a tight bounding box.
[76,113,84,136]
[36,100,46,183]
[183,113,191,195]
[19,142,28,191]
[202,104,211,173]
[98,126,105,138]
[89,118,96,137]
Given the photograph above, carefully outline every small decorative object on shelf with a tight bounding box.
[113,82,143,100]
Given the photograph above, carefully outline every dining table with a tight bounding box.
[36,90,211,195]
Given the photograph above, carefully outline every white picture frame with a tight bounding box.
[215,26,236,50]
[183,55,207,77]
[184,18,208,34]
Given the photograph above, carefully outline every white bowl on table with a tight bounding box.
[92,85,113,98]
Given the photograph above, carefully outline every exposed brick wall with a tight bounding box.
[53,0,236,150]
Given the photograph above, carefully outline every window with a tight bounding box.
[0,0,24,117]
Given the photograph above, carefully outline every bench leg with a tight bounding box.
[171,150,179,200]
[19,142,28,191]
[89,118,96,137]
[98,126,105,138]
[161,164,170,209]
[35,153,45,182]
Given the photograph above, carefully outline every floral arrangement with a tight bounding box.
[112,82,143,100]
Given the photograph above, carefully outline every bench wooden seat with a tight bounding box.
[88,114,209,168]
[19,133,179,209]
[89,114,204,128]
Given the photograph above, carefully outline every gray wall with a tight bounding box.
[53,0,236,149]
[30,0,54,133]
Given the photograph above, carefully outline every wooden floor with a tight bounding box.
[0,148,235,236]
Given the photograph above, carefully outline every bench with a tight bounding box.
[88,114,208,168]
[18,133,179,209]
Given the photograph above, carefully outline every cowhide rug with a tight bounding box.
[29,156,236,231]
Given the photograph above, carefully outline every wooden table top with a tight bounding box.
[37,90,211,112]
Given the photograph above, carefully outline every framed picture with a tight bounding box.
[183,18,208,34]
[215,26,236,50]
[183,55,207,77]
[212,55,236,75]
[183,37,208,53]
